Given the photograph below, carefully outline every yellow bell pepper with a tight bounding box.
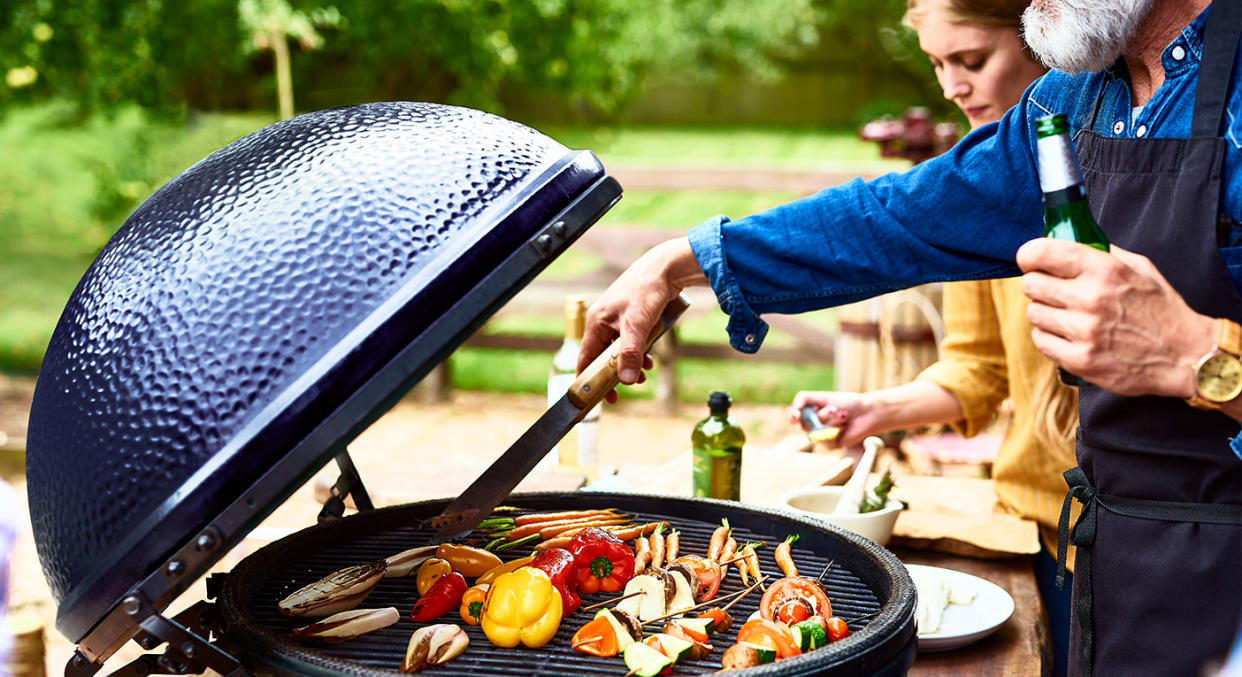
[481,567,563,648]
[416,558,453,595]
[476,555,534,586]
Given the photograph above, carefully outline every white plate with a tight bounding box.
[904,563,1015,652]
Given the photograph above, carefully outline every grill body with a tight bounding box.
[26,102,618,646]
[216,493,917,677]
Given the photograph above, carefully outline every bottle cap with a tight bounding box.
[707,391,732,412]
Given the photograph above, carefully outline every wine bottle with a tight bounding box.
[542,296,599,480]
[1035,113,1110,385]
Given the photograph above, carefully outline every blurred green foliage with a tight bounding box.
[0,0,837,118]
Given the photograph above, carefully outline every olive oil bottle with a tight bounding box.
[1035,113,1110,385]
[691,391,745,500]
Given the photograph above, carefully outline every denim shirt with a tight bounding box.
[688,6,1242,356]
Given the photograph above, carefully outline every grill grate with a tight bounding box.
[218,492,914,676]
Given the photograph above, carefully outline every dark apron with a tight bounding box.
[1055,3,1242,676]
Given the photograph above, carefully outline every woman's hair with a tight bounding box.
[904,0,1030,29]
[1031,350,1081,457]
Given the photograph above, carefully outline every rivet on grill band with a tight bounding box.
[166,560,185,577]
[196,532,217,551]
[122,596,143,616]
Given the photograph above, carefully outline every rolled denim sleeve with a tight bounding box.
[687,215,769,353]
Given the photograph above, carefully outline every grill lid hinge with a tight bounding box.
[318,449,375,523]
[75,596,243,677]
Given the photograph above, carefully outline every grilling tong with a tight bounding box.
[431,293,691,540]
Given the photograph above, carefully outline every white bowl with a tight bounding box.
[777,486,904,546]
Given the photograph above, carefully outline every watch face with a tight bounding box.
[1197,353,1242,402]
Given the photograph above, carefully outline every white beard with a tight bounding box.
[1021,0,1157,73]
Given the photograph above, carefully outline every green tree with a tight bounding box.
[238,0,342,119]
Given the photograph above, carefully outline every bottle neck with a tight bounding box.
[1035,132,1084,195]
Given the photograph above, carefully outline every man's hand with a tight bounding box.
[1016,238,1214,399]
[578,237,708,403]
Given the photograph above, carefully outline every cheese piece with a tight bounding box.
[910,567,975,635]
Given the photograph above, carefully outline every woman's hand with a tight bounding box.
[787,391,878,449]
[578,237,707,403]
[1017,239,1212,399]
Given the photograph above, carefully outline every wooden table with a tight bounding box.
[625,446,1049,676]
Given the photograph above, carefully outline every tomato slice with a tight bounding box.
[736,618,802,659]
[760,576,833,621]
[825,616,851,642]
[670,555,723,601]
[775,597,814,625]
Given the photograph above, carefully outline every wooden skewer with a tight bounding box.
[640,575,769,626]
[572,637,602,649]
[719,576,769,614]
[716,554,750,568]
[623,669,638,677]
[581,590,645,612]
[816,559,837,583]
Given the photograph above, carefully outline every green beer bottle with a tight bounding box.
[691,391,745,501]
[1035,113,1110,385]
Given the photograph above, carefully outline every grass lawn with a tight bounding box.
[2,105,867,399]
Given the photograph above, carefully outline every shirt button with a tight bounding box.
[1172,45,1186,61]
[1136,124,1148,137]
[744,333,757,345]
[1113,120,1126,134]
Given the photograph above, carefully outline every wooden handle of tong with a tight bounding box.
[567,293,691,410]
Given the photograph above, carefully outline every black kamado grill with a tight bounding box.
[25,102,916,676]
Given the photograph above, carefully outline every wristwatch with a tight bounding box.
[1187,318,1242,410]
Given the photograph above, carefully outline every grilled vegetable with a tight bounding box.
[721,642,774,669]
[435,543,503,578]
[643,632,697,663]
[736,618,802,660]
[664,617,711,643]
[633,536,653,575]
[826,616,851,642]
[623,642,674,677]
[742,542,764,586]
[568,527,636,595]
[696,606,734,634]
[775,597,815,625]
[775,534,800,578]
[655,625,713,661]
[481,567,563,648]
[708,520,730,563]
[384,546,437,578]
[410,571,467,622]
[760,576,833,621]
[665,563,697,616]
[530,547,582,615]
[617,570,676,622]
[475,555,534,586]
[791,618,828,651]
[291,607,399,642]
[669,555,722,602]
[720,535,738,577]
[514,508,621,525]
[415,558,453,596]
[571,608,640,657]
[648,523,666,569]
[278,560,386,617]
[458,583,489,626]
[402,623,469,672]
[665,529,680,562]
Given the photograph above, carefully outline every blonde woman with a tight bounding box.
[789,1,1074,674]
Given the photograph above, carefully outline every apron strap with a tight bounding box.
[1192,0,1242,137]
[1056,466,1242,677]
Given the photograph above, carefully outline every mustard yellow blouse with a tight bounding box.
[917,277,1077,565]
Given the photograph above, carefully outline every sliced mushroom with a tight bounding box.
[278,560,387,617]
[618,571,675,622]
[661,621,714,661]
[665,563,697,616]
[609,607,645,642]
[291,607,399,642]
[402,624,470,672]
[385,545,437,577]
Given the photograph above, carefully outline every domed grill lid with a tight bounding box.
[25,102,619,649]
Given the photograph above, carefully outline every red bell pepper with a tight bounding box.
[410,571,467,622]
[568,527,635,595]
[530,547,582,615]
